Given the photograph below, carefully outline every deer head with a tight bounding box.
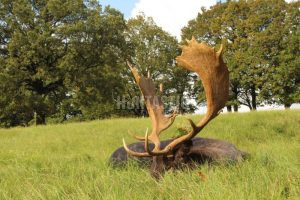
[123,38,229,178]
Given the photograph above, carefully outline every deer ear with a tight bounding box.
[217,44,224,57]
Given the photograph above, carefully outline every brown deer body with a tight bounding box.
[110,38,248,179]
[110,137,248,178]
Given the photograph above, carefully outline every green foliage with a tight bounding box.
[0,110,299,199]
[0,2,197,127]
[182,0,300,110]
[0,0,129,126]
[261,1,300,107]
[125,15,196,115]
[59,3,130,120]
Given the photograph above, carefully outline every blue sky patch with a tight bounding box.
[99,0,137,18]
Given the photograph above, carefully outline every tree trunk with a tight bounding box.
[226,105,232,112]
[284,103,291,109]
[233,104,238,112]
[232,85,239,112]
[250,86,257,110]
[178,94,185,114]
[36,112,46,125]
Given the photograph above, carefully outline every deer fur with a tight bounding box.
[110,137,248,178]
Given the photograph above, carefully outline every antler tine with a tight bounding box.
[159,83,163,93]
[144,131,155,156]
[122,138,152,157]
[128,130,146,141]
[127,60,134,70]
[217,44,224,56]
[145,39,229,156]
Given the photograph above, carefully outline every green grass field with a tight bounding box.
[0,110,299,199]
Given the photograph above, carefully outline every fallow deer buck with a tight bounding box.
[110,38,248,179]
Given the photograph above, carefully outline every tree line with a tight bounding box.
[183,0,299,111]
[0,0,299,127]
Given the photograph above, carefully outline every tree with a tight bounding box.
[243,0,289,110]
[0,0,129,126]
[125,15,196,115]
[181,0,298,111]
[60,4,129,120]
[260,1,300,108]
[181,1,246,111]
[0,0,71,125]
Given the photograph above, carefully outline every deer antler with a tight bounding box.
[123,62,177,156]
[144,37,229,155]
[123,38,229,157]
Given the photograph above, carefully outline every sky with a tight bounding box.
[100,0,295,40]
[100,0,222,39]
[100,0,137,18]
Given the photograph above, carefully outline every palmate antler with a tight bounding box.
[123,37,229,157]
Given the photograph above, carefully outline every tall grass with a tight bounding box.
[0,110,299,199]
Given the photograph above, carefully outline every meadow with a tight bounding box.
[0,110,299,200]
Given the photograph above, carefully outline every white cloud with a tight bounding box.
[131,0,294,40]
[131,0,217,40]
